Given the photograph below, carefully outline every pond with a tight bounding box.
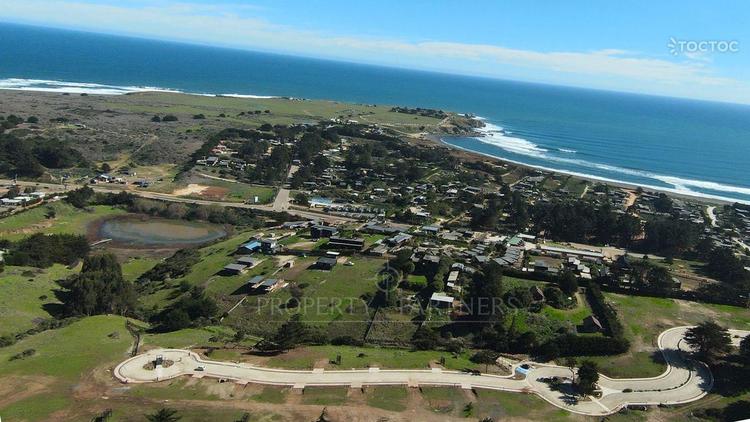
[94,215,227,247]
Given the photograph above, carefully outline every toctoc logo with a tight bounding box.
[668,37,739,55]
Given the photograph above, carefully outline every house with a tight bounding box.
[369,244,389,256]
[581,315,604,333]
[282,221,311,229]
[256,278,284,293]
[236,256,263,268]
[387,233,413,246]
[447,271,459,283]
[531,286,545,302]
[311,225,339,239]
[238,240,261,254]
[533,260,559,275]
[421,225,440,235]
[247,275,265,289]
[328,236,365,250]
[429,292,455,309]
[222,263,248,275]
[315,256,338,270]
[260,238,278,254]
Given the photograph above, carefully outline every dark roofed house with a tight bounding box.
[311,225,339,239]
[328,236,365,250]
[315,257,338,270]
[531,285,545,302]
[581,315,604,333]
[247,275,265,289]
[257,278,284,293]
[223,263,248,275]
[236,256,263,268]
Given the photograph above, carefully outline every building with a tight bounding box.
[328,236,365,250]
[260,238,278,254]
[369,244,389,256]
[386,233,413,246]
[247,275,265,289]
[315,257,338,270]
[311,225,339,239]
[237,240,261,254]
[429,292,455,309]
[581,315,604,333]
[222,263,248,275]
[236,256,263,268]
[256,278,284,293]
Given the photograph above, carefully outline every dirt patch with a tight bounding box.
[172,183,209,196]
[0,375,56,408]
[195,186,229,200]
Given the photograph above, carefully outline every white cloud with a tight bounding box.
[3,0,749,103]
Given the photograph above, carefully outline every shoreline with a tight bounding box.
[420,133,736,206]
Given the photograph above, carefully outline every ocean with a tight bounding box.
[1,23,749,203]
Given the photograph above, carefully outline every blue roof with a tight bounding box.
[241,241,261,249]
[515,367,530,375]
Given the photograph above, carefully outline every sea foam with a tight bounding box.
[0,78,277,98]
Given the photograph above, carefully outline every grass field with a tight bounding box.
[0,202,126,241]
[0,264,76,336]
[265,344,479,371]
[301,386,348,406]
[586,293,750,378]
[366,386,409,412]
[120,256,161,281]
[0,315,132,381]
[473,389,575,421]
[104,92,445,133]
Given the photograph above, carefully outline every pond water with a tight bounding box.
[96,216,227,247]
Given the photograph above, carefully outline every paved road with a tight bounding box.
[114,327,749,416]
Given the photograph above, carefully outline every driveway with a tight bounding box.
[114,327,749,416]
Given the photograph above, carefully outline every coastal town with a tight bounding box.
[0,90,748,421]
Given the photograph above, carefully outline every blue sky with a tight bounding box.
[2,0,749,103]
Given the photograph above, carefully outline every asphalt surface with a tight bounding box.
[114,327,749,416]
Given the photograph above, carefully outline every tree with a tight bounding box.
[411,326,439,350]
[557,271,578,296]
[100,163,111,173]
[684,321,732,363]
[740,335,750,363]
[471,350,499,372]
[575,360,599,396]
[294,192,310,206]
[145,408,181,422]
[59,253,137,316]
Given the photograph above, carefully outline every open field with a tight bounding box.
[265,344,480,371]
[0,202,126,241]
[586,293,750,378]
[0,264,76,336]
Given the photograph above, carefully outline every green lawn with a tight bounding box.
[592,293,750,378]
[120,256,161,281]
[266,344,478,371]
[301,386,348,406]
[420,387,466,414]
[366,386,408,412]
[142,325,237,349]
[250,386,288,404]
[186,176,277,204]
[0,202,126,241]
[0,315,132,381]
[473,389,575,421]
[0,264,76,336]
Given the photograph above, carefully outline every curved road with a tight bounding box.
[114,327,748,416]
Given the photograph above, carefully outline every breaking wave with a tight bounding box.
[0,78,278,98]
[467,118,750,204]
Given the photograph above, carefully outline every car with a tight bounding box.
[195,366,205,371]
